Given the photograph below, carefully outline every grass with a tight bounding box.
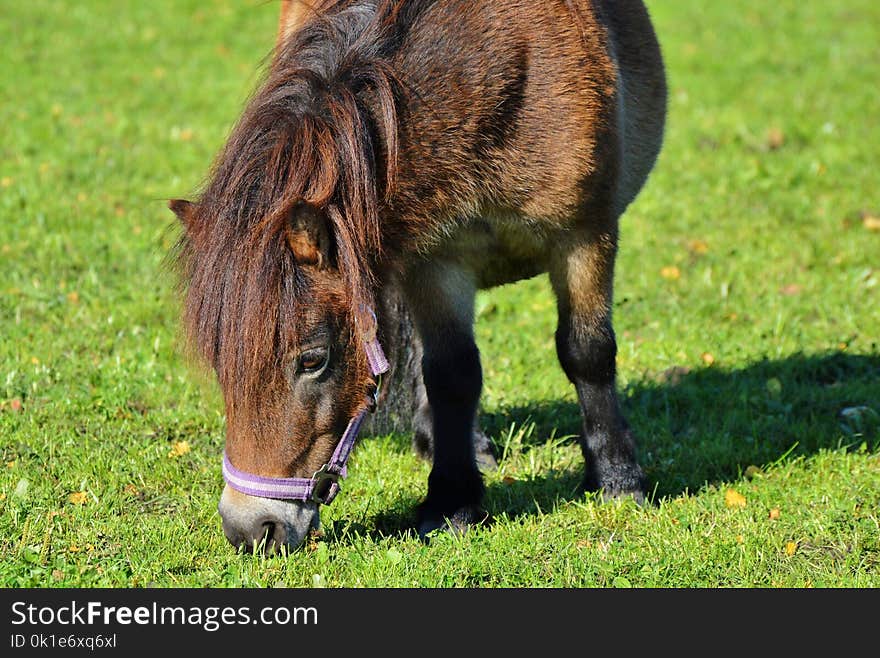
[1,0,878,588]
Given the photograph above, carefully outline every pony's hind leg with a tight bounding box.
[401,260,488,538]
[549,229,646,502]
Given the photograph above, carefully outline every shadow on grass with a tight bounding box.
[332,351,880,544]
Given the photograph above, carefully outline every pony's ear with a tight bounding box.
[168,199,197,232]
[285,203,333,268]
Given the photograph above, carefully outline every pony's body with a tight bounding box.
[277,0,664,275]
[174,0,666,551]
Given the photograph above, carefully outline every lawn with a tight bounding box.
[1,0,878,587]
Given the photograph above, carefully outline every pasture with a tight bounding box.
[1,0,878,587]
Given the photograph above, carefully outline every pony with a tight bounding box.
[170,0,667,552]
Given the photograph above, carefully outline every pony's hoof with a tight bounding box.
[586,467,647,505]
[417,505,490,541]
[599,487,647,506]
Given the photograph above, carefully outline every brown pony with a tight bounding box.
[171,0,666,552]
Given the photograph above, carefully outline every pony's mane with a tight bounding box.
[176,0,406,411]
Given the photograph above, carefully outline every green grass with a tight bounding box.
[1,0,878,588]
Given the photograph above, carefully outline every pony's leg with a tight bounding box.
[549,230,646,501]
[373,279,496,469]
[412,382,497,471]
[401,260,488,537]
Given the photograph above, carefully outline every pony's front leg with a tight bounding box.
[549,229,646,502]
[412,379,497,471]
[401,260,487,538]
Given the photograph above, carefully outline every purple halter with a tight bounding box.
[222,313,390,505]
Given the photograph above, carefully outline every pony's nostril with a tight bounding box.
[257,519,288,552]
[261,521,277,544]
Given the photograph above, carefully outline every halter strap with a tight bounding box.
[222,317,390,505]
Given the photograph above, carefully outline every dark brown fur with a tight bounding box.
[173,0,666,548]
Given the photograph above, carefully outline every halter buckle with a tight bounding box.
[311,464,340,504]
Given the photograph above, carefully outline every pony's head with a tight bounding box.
[173,198,385,552]
[170,5,400,552]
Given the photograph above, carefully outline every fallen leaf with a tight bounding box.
[863,213,880,232]
[168,440,191,458]
[701,352,715,365]
[769,508,781,520]
[68,545,80,553]
[66,291,79,304]
[785,541,797,556]
[123,484,144,499]
[687,239,709,255]
[724,488,747,509]
[766,127,785,150]
[780,284,802,296]
[502,475,516,485]
[9,399,22,413]
[660,265,681,280]
[68,491,88,505]
[744,465,764,479]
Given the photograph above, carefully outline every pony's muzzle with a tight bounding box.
[218,485,319,553]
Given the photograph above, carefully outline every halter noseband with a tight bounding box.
[221,312,390,505]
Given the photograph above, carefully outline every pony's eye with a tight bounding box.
[298,348,328,373]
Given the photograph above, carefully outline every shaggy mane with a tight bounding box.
[175,0,405,411]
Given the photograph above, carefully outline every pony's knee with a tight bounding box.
[556,318,617,385]
[422,340,482,406]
